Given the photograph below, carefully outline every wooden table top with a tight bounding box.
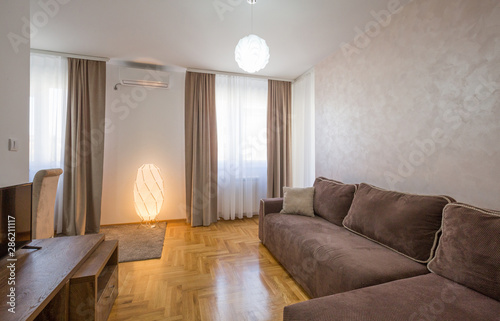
[0,234,104,321]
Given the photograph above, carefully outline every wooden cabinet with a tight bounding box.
[0,235,105,321]
[0,235,118,321]
[34,281,70,321]
[69,240,118,321]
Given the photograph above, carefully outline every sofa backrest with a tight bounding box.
[428,203,500,301]
[313,177,357,226]
[342,183,454,263]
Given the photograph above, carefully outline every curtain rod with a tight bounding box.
[30,49,110,62]
[186,68,294,83]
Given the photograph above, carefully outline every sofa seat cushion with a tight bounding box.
[283,274,500,321]
[263,213,429,298]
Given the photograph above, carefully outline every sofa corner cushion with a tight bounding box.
[343,183,454,263]
[428,203,500,301]
[280,186,315,217]
[283,274,500,321]
[313,177,357,226]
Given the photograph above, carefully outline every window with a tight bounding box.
[29,53,68,233]
[216,75,268,219]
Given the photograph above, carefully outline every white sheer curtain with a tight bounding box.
[30,53,68,234]
[216,75,268,220]
[292,69,315,187]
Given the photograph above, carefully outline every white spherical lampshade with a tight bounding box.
[235,34,270,73]
[134,164,164,222]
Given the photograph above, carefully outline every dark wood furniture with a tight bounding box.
[69,240,118,321]
[0,234,118,321]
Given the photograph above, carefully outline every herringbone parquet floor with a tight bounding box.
[108,217,309,321]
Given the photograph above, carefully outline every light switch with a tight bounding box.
[8,139,18,152]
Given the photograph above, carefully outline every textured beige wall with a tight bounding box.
[315,0,500,209]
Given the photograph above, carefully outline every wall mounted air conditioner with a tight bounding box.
[114,67,170,90]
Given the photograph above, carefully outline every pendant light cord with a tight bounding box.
[251,4,254,35]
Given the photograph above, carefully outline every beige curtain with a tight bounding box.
[185,72,218,227]
[267,80,292,198]
[62,58,106,235]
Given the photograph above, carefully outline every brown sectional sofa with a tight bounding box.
[261,210,429,298]
[259,177,500,320]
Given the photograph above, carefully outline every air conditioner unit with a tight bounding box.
[114,67,170,90]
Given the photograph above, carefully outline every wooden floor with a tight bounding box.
[108,217,309,321]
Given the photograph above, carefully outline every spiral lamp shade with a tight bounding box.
[134,164,164,222]
[235,34,270,73]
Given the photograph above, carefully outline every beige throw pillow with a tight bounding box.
[280,187,315,217]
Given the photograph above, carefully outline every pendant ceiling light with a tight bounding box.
[235,0,270,73]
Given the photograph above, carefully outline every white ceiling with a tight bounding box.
[30,0,406,80]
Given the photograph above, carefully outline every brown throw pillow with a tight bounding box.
[313,177,357,226]
[343,183,454,263]
[280,187,315,217]
[428,203,500,301]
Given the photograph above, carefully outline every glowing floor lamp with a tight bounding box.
[134,164,164,227]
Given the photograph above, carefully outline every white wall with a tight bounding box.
[292,69,315,187]
[0,1,30,187]
[315,0,500,209]
[100,64,186,224]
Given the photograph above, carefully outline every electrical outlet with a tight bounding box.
[8,139,18,152]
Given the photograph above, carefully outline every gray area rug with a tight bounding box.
[99,222,167,263]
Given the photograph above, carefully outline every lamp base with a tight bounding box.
[138,218,160,229]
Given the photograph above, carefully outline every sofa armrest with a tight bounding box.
[259,198,283,242]
[260,198,284,216]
